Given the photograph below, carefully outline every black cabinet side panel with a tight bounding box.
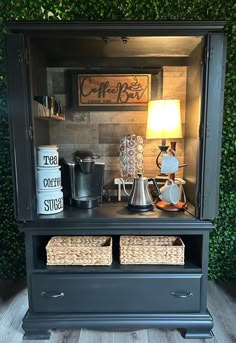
[6,33,35,221]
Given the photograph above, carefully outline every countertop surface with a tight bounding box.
[22,202,214,232]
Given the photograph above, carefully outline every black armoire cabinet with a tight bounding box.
[6,21,226,340]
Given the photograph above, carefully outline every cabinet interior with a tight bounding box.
[29,34,204,217]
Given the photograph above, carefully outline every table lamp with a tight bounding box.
[146,99,185,211]
[146,99,182,173]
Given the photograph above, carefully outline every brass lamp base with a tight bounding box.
[156,200,188,212]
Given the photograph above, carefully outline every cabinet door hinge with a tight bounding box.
[199,122,204,140]
[24,48,29,65]
[17,48,29,65]
[197,191,202,208]
[28,125,33,141]
[201,46,210,65]
[32,195,37,211]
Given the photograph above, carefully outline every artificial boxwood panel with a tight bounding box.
[0,1,235,279]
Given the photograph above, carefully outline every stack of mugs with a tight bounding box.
[36,145,64,215]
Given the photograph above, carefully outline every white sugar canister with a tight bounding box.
[37,145,59,167]
[37,188,63,215]
[37,166,61,190]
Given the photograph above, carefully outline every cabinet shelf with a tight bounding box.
[37,113,65,121]
[33,233,203,273]
[26,202,199,230]
[34,259,201,274]
[33,99,65,121]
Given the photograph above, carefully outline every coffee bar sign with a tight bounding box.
[78,74,151,107]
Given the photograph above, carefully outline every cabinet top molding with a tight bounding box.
[6,20,226,34]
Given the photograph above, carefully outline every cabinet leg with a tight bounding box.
[184,328,213,339]
[23,330,51,340]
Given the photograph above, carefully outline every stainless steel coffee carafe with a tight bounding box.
[121,175,161,211]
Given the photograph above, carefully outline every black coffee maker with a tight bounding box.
[61,150,105,209]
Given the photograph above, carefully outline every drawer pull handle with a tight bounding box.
[41,291,64,298]
[170,291,193,298]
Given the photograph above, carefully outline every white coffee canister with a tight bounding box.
[37,188,63,214]
[37,145,59,167]
[37,167,61,190]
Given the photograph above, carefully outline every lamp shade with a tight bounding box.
[146,99,182,139]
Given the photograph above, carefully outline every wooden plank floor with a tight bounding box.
[0,280,235,343]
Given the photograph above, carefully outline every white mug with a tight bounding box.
[161,154,179,174]
[159,180,180,204]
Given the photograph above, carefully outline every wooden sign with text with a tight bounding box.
[78,74,151,106]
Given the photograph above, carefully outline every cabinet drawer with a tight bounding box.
[31,273,202,313]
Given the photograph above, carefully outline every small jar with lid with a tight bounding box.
[37,166,61,190]
[37,145,59,167]
[37,188,63,214]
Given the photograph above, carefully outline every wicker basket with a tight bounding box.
[120,236,185,265]
[46,236,112,266]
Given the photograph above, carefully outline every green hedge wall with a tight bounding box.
[0,1,235,279]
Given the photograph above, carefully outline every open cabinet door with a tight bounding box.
[199,33,227,220]
[6,33,35,221]
[185,33,226,220]
[184,40,203,217]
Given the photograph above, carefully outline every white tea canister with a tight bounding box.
[37,188,63,214]
[37,166,61,190]
[37,145,59,167]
